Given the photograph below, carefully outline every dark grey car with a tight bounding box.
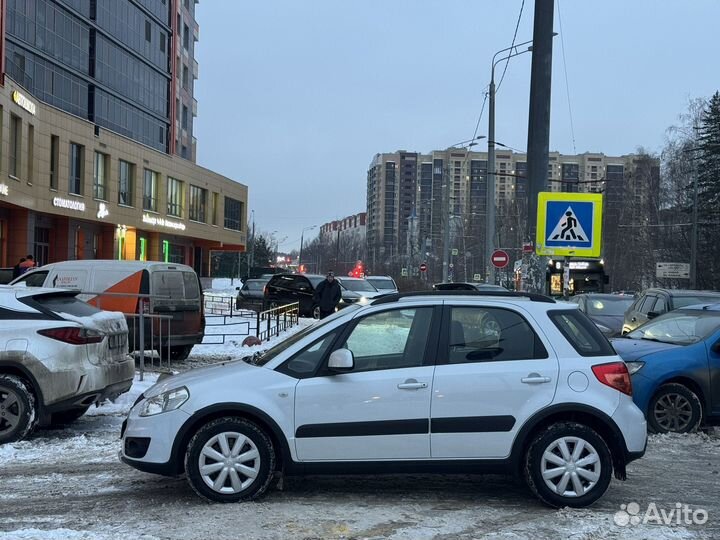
[572,293,634,337]
[622,288,720,335]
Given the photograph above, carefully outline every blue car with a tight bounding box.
[611,304,720,433]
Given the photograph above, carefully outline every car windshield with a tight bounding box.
[367,277,395,289]
[339,279,377,292]
[586,296,634,316]
[246,281,265,291]
[673,295,720,309]
[626,312,720,345]
[250,305,361,366]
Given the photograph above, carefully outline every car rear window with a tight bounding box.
[182,272,200,299]
[548,309,615,357]
[32,293,102,317]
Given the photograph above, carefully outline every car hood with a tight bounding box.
[342,289,381,299]
[589,314,624,331]
[611,337,682,361]
[144,357,260,398]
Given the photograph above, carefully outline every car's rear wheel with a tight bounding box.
[312,305,321,319]
[525,422,612,508]
[51,406,90,426]
[185,417,275,502]
[0,375,36,444]
[648,383,702,434]
[169,345,193,361]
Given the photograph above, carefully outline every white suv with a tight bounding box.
[0,286,134,443]
[120,291,647,508]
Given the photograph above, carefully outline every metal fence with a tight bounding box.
[257,302,300,342]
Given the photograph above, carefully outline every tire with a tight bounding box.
[185,417,276,503]
[51,406,90,426]
[525,421,613,508]
[0,375,37,444]
[169,345,193,361]
[312,305,321,320]
[647,383,702,434]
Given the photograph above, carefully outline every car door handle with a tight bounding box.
[521,374,552,384]
[397,379,427,390]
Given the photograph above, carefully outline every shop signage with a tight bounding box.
[52,197,85,212]
[97,203,109,219]
[142,213,186,231]
[12,90,36,115]
[0,184,8,196]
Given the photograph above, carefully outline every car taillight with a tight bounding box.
[38,327,104,345]
[592,362,632,396]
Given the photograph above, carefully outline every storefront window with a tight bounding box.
[118,160,134,206]
[143,169,158,211]
[93,152,108,200]
[9,115,21,178]
[189,185,207,223]
[167,177,183,217]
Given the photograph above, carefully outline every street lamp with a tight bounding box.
[442,136,486,282]
[298,225,317,270]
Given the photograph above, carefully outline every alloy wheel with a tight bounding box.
[198,431,261,494]
[654,392,693,432]
[540,436,601,497]
[0,385,23,438]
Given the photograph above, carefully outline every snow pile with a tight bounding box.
[0,528,160,540]
[85,372,159,417]
[204,277,242,295]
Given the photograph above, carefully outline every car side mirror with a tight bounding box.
[647,311,660,320]
[328,348,354,372]
[712,341,720,354]
[236,287,241,291]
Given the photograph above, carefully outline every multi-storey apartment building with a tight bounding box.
[366,148,657,279]
[0,0,247,276]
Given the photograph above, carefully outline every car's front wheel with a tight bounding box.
[312,305,321,319]
[648,383,702,434]
[169,345,193,361]
[525,422,612,508]
[185,417,276,502]
[0,375,37,444]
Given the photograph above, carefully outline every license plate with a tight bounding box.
[108,333,127,350]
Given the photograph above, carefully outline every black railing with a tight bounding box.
[257,302,300,342]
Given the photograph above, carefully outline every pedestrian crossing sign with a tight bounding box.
[536,192,603,257]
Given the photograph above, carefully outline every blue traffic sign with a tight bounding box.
[536,192,603,257]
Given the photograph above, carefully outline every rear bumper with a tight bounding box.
[45,377,133,413]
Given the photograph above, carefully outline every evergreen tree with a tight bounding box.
[696,91,720,212]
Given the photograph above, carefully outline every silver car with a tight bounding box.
[0,286,135,443]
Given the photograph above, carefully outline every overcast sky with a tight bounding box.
[193,0,720,252]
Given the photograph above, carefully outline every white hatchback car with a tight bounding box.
[121,291,647,508]
[0,286,134,443]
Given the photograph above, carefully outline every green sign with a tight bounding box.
[451,248,459,256]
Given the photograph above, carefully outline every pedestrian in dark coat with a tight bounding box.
[313,271,342,319]
[12,258,25,279]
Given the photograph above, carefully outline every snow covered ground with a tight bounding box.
[1,288,719,539]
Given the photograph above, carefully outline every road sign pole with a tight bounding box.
[562,256,571,300]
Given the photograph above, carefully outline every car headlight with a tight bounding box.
[358,296,369,305]
[625,361,645,375]
[138,387,189,417]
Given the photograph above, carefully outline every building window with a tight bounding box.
[93,152,108,200]
[118,160,134,206]
[181,145,188,159]
[160,32,166,53]
[189,185,208,223]
[182,65,189,89]
[183,24,190,50]
[69,142,84,195]
[145,20,151,42]
[224,197,243,231]
[182,105,188,130]
[211,192,219,225]
[143,169,158,211]
[9,115,21,178]
[50,135,59,189]
[167,177,184,217]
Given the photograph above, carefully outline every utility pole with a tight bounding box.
[442,168,451,282]
[247,210,255,277]
[524,0,554,293]
[487,77,496,284]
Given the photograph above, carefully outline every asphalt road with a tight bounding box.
[1,409,719,540]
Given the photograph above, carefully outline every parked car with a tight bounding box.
[0,268,14,285]
[365,275,399,294]
[612,303,720,434]
[571,293,635,337]
[336,276,381,308]
[121,290,646,508]
[236,278,270,309]
[11,260,205,361]
[622,288,720,335]
[434,282,508,292]
[264,273,326,318]
[0,286,134,443]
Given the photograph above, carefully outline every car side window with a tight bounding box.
[447,307,548,363]
[639,296,657,315]
[549,310,615,357]
[277,328,342,379]
[15,270,49,287]
[290,277,310,292]
[339,308,433,372]
[654,296,667,313]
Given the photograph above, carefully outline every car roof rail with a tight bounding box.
[371,290,556,305]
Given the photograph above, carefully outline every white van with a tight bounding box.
[11,261,205,361]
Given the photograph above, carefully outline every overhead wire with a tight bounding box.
[556,0,577,154]
[495,0,526,94]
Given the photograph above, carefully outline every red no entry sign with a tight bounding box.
[491,249,510,269]
[419,263,427,272]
